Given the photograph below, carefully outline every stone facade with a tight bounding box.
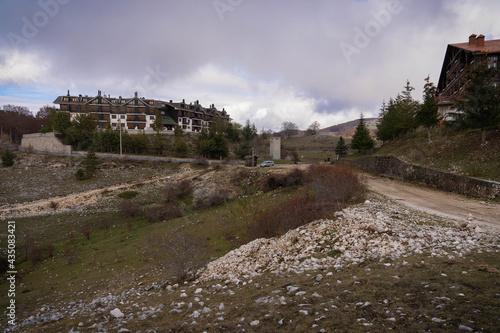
[21,132,72,154]
[351,156,499,198]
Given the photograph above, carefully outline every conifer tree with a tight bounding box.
[350,114,375,153]
[334,136,348,158]
[416,76,440,143]
[454,60,500,145]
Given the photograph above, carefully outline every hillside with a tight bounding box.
[320,118,378,138]
[373,127,500,182]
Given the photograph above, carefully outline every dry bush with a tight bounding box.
[27,245,43,264]
[261,168,306,192]
[306,164,365,204]
[67,231,76,244]
[194,189,231,210]
[42,244,54,257]
[193,157,209,167]
[63,248,79,265]
[80,226,92,240]
[146,229,209,281]
[98,217,111,229]
[145,203,183,222]
[165,180,193,202]
[48,201,58,210]
[246,196,326,240]
[120,199,142,217]
[261,174,287,192]
[178,180,193,198]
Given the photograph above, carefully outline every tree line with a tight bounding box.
[376,60,500,145]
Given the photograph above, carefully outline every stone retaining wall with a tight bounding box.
[21,132,72,155]
[350,156,499,198]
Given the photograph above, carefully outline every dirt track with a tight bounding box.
[365,175,500,231]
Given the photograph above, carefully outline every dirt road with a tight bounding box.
[365,175,500,231]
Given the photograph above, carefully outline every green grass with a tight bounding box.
[374,127,500,181]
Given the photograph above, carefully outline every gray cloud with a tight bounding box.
[1,0,499,130]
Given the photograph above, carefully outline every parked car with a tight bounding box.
[260,161,274,167]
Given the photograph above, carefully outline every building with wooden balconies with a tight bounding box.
[53,91,231,133]
[437,34,500,120]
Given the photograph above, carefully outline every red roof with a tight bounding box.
[450,37,500,54]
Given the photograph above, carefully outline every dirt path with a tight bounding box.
[365,175,500,231]
[0,167,201,219]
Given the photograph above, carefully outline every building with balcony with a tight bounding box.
[53,91,230,133]
[437,34,500,120]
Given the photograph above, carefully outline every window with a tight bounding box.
[488,55,498,68]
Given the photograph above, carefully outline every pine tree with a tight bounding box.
[152,110,164,132]
[2,149,15,167]
[84,146,98,177]
[334,136,348,158]
[416,76,440,143]
[351,114,375,153]
[454,60,500,145]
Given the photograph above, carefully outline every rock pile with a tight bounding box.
[198,198,499,282]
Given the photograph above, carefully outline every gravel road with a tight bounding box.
[365,175,500,231]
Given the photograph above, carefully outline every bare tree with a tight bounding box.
[281,121,298,139]
[307,121,321,135]
[146,228,209,281]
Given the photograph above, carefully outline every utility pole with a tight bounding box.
[118,118,123,156]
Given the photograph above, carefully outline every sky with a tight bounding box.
[0,0,499,131]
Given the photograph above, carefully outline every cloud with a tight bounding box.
[0,49,50,84]
[0,0,499,130]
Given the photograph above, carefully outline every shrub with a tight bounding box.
[165,180,193,202]
[145,203,183,222]
[80,226,92,240]
[98,217,111,229]
[67,231,76,244]
[193,157,209,167]
[146,229,209,281]
[75,168,86,180]
[283,168,306,187]
[306,164,365,204]
[27,245,43,265]
[246,196,326,240]
[194,189,231,210]
[120,199,142,217]
[178,180,193,198]
[1,149,15,167]
[118,190,139,199]
[49,201,59,210]
[42,244,54,257]
[63,248,79,265]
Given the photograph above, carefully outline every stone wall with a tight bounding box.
[350,156,499,198]
[21,132,72,155]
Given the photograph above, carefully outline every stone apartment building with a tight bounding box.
[53,91,230,133]
[437,34,500,120]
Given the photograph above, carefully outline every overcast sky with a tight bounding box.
[0,0,499,131]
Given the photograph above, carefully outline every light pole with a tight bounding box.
[118,118,123,156]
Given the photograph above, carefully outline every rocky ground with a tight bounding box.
[5,194,499,332]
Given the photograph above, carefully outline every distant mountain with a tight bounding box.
[320,118,378,139]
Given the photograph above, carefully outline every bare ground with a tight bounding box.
[365,175,500,232]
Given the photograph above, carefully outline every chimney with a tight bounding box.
[134,91,138,98]
[469,34,477,45]
[98,90,101,96]
[169,100,173,103]
[476,34,485,47]
[67,89,70,96]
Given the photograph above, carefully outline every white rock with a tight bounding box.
[110,308,124,318]
[250,320,260,326]
[459,324,473,331]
